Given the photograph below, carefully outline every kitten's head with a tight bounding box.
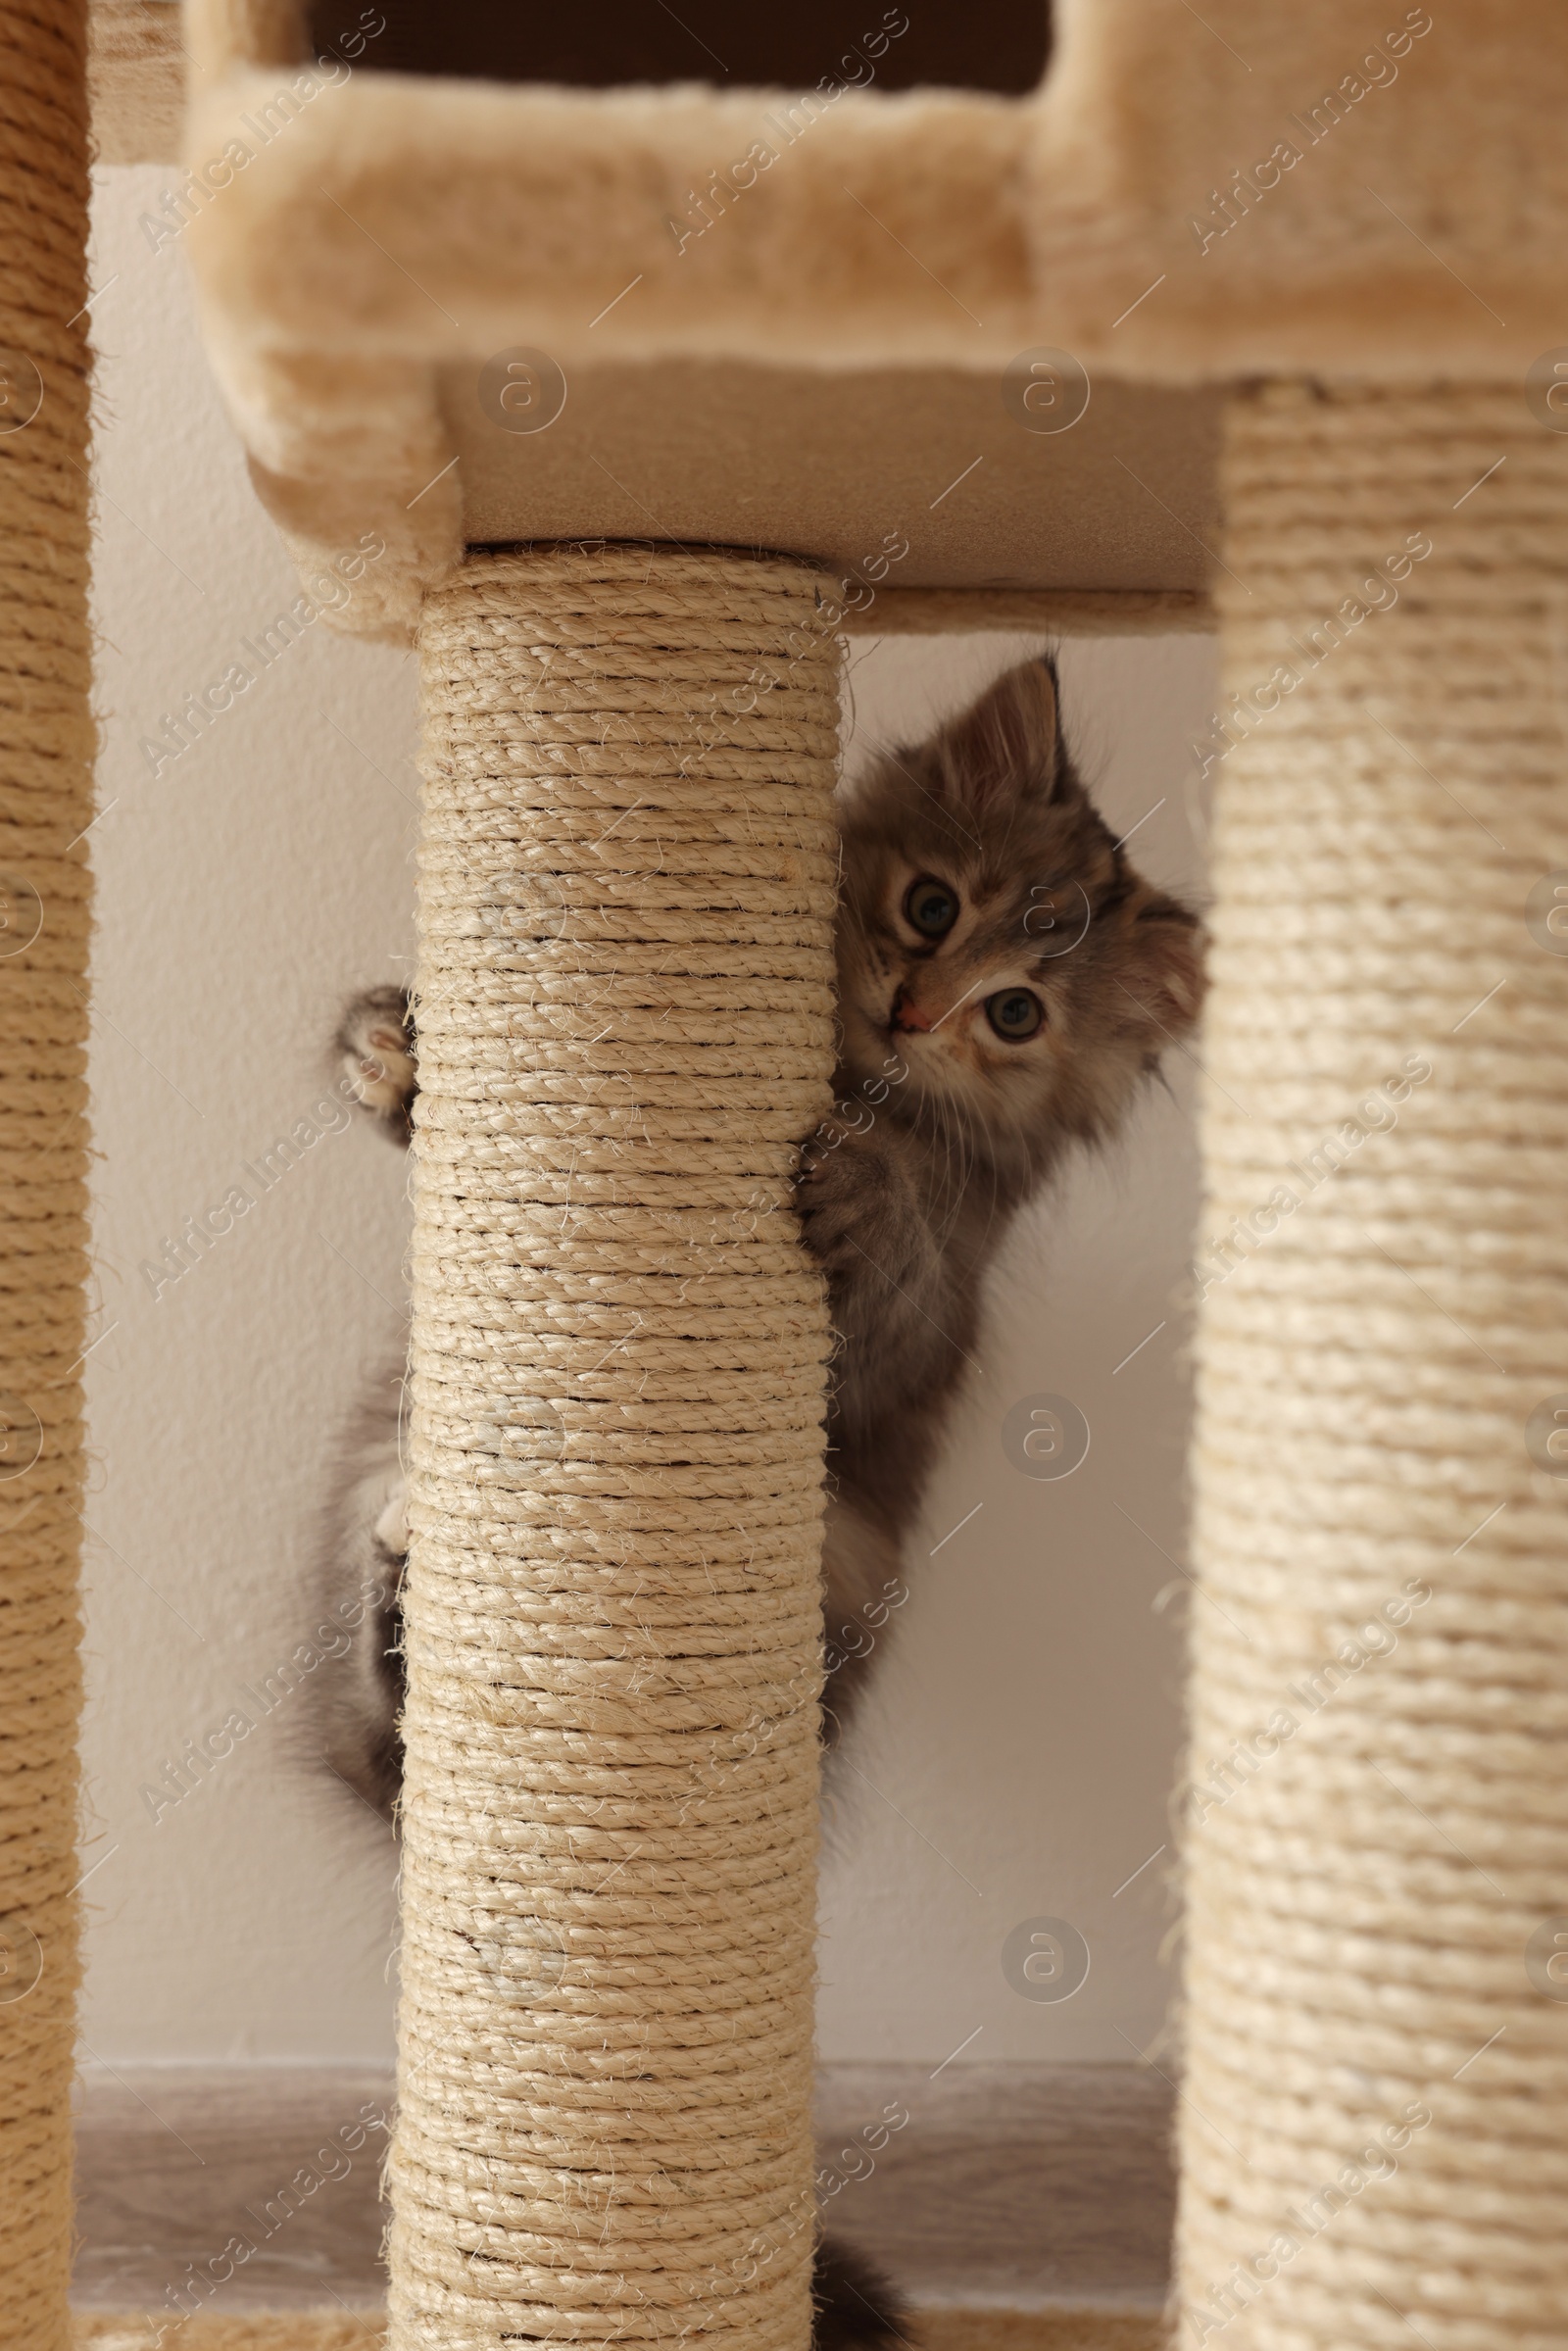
[836,658,1205,1174]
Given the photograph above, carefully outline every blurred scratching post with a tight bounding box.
[0,0,95,2345]
[388,548,839,2350]
[1177,382,1568,2346]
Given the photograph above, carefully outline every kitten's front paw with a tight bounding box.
[794,1125,918,1281]
[373,1476,408,1562]
[337,985,417,1143]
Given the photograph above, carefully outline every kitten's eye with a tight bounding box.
[905,877,958,938]
[986,989,1045,1041]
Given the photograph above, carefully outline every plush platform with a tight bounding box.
[80,0,1542,640]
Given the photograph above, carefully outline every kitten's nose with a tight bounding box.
[891,986,934,1033]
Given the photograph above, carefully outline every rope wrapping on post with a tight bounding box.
[389,546,840,2351]
[1176,383,1568,2348]
[0,1,93,2346]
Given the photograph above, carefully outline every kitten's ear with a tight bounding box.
[1113,892,1207,1046]
[935,660,1061,808]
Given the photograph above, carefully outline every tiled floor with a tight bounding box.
[74,2062,1174,2321]
[814,2063,1173,2311]
[73,2068,393,2319]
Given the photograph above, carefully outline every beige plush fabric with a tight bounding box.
[185,74,1033,366]
[1032,0,1567,378]
[858,590,1209,637]
[205,338,1222,643]
[179,70,1042,637]
[175,0,1565,635]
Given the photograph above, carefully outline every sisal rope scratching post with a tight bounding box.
[0,0,94,2345]
[1176,382,1568,2346]
[390,546,840,2351]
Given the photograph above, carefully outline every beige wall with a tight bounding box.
[81,165,1218,2067]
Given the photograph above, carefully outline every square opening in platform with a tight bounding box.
[308,0,1052,93]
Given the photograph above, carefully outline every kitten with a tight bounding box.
[311,656,1202,2342]
[317,656,1203,1779]
[801,656,1203,1727]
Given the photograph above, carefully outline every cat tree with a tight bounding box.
[5,0,1567,2345]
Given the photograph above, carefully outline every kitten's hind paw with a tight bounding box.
[813,2236,908,2351]
[337,984,417,1143]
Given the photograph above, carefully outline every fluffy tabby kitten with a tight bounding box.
[312,656,1202,2345]
[317,654,1203,1789]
